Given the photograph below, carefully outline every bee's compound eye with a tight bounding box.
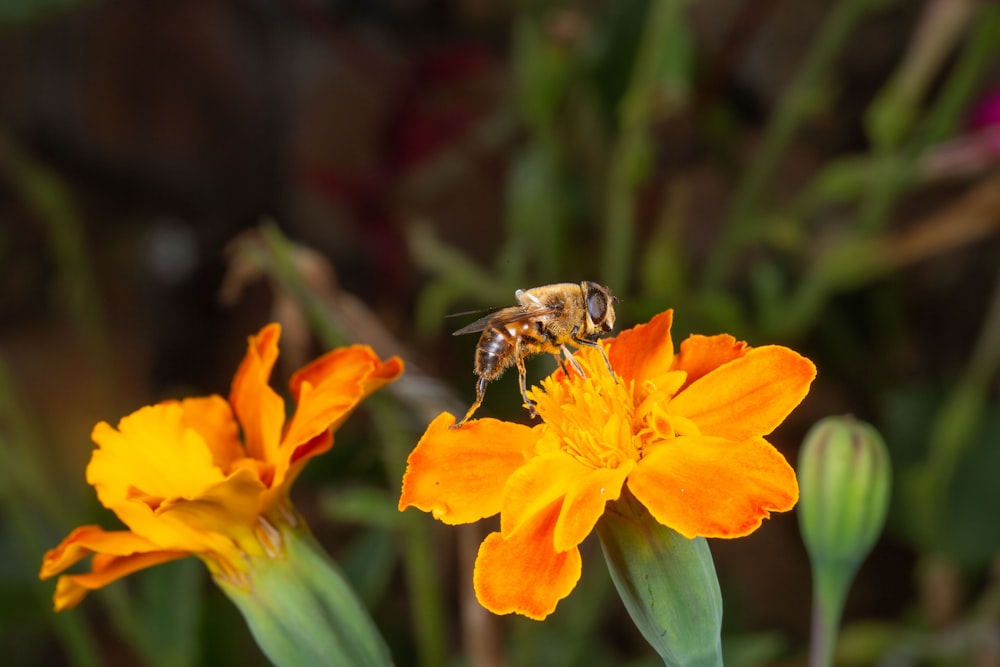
[586,288,608,324]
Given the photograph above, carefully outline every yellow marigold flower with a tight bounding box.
[399,310,815,620]
[41,324,403,612]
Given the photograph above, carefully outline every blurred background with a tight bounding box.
[2,0,1000,665]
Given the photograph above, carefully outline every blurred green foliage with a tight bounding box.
[3,0,1000,665]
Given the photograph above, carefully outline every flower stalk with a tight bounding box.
[597,492,723,667]
[217,516,393,667]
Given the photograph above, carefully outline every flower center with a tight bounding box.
[529,347,637,469]
[528,345,696,469]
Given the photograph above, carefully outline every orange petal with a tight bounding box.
[53,550,188,611]
[229,323,286,463]
[607,310,674,386]
[473,510,582,619]
[499,452,632,553]
[668,345,816,440]
[553,461,634,552]
[627,436,799,539]
[40,525,187,611]
[40,525,163,579]
[672,334,749,389]
[282,346,402,461]
[399,413,535,525]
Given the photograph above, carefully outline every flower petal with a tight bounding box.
[672,334,749,389]
[179,395,244,469]
[473,511,582,619]
[282,345,403,461]
[554,461,634,552]
[668,345,816,440]
[88,403,228,509]
[53,551,188,611]
[607,310,674,386]
[109,467,266,557]
[627,436,799,538]
[499,451,590,539]
[399,413,535,524]
[39,525,186,611]
[229,323,286,464]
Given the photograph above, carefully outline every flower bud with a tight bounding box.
[798,416,892,667]
[597,494,723,667]
[797,415,892,571]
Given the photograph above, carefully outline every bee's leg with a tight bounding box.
[516,354,539,418]
[451,375,488,429]
[559,345,586,378]
[572,336,618,384]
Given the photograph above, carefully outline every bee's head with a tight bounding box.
[581,281,618,334]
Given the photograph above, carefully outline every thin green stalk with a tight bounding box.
[258,224,448,667]
[602,0,688,291]
[705,0,875,289]
[808,566,851,667]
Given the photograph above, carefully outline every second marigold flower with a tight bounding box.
[399,309,816,619]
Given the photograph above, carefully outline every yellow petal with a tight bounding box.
[179,395,244,468]
[88,403,227,509]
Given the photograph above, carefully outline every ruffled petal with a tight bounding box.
[229,323,285,463]
[627,436,799,539]
[53,551,188,612]
[88,403,227,509]
[473,507,582,619]
[667,345,816,440]
[399,413,535,524]
[179,396,244,469]
[672,334,749,389]
[109,467,266,557]
[607,310,674,386]
[282,346,403,466]
[39,525,186,611]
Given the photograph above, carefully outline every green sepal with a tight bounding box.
[596,494,723,667]
[216,522,393,667]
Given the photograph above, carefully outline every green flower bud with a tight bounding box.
[798,415,892,571]
[797,415,892,667]
[597,493,723,667]
[216,520,394,667]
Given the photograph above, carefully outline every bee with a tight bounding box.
[451,281,618,428]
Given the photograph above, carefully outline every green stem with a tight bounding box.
[809,566,851,667]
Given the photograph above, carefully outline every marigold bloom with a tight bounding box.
[41,324,402,612]
[399,310,815,619]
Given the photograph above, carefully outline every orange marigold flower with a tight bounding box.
[399,310,815,620]
[40,324,402,612]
